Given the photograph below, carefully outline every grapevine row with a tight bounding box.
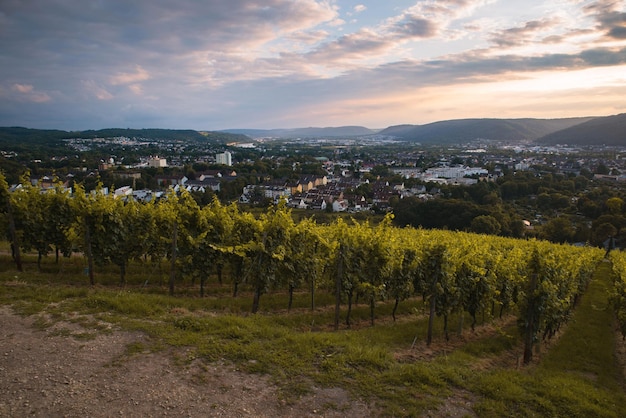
[0,176,604,362]
[609,251,626,340]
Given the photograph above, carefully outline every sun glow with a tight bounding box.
[490,65,626,93]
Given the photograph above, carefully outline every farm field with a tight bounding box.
[0,252,625,417]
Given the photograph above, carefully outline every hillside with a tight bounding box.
[380,117,593,144]
[0,126,70,147]
[221,126,375,138]
[0,251,623,417]
[0,127,248,147]
[536,113,626,145]
[79,128,207,142]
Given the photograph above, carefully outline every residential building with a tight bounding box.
[156,175,188,188]
[148,156,167,168]
[216,151,232,166]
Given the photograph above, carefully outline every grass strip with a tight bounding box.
[472,260,626,417]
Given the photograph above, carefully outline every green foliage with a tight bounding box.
[517,243,601,363]
[475,262,625,417]
[1,185,607,371]
[540,216,575,243]
[470,214,501,235]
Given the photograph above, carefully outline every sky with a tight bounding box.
[1,0,626,131]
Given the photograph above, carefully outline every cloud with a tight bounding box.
[301,1,463,65]
[303,0,497,65]
[1,0,625,130]
[304,29,397,63]
[0,1,340,89]
[29,93,51,103]
[128,84,143,95]
[328,18,346,27]
[12,84,34,94]
[490,19,561,47]
[285,29,330,45]
[406,0,498,21]
[609,26,626,38]
[391,14,437,37]
[109,66,150,86]
[11,83,51,103]
[82,80,113,100]
[582,0,626,39]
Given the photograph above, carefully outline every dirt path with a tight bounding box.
[0,306,373,417]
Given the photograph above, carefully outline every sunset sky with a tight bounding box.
[1,0,625,130]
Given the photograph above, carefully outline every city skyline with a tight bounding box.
[1,0,625,131]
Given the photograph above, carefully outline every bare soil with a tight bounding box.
[3,302,622,418]
[0,306,374,418]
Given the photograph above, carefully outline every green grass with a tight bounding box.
[539,261,621,388]
[0,254,625,416]
[471,260,626,417]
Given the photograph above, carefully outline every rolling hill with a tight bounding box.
[536,113,626,145]
[379,117,593,144]
[0,127,248,147]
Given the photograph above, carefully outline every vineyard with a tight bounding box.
[1,176,626,416]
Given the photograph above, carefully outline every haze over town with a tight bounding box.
[1,0,626,131]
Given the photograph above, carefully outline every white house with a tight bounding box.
[114,186,133,198]
[332,199,349,212]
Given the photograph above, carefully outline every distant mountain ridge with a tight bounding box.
[220,126,376,138]
[379,117,594,144]
[4,113,626,146]
[536,113,626,145]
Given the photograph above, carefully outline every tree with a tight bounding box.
[196,198,235,296]
[370,165,391,178]
[595,162,610,175]
[387,246,419,321]
[492,244,523,319]
[143,195,176,286]
[421,244,452,345]
[69,184,108,285]
[69,184,155,286]
[536,193,552,210]
[164,193,182,296]
[0,172,22,271]
[283,218,332,311]
[606,197,624,215]
[248,201,293,313]
[517,244,602,364]
[190,188,216,207]
[519,248,542,364]
[224,209,259,298]
[47,185,75,263]
[470,215,501,235]
[392,198,486,231]
[449,239,497,333]
[174,191,206,293]
[110,198,154,285]
[329,218,369,328]
[593,222,617,248]
[11,178,52,270]
[540,217,575,243]
[359,215,395,326]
